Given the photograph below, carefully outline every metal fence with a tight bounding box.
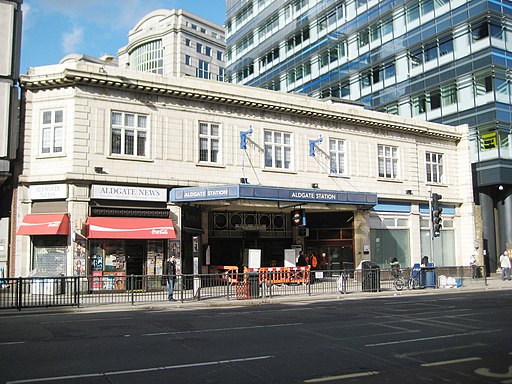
[0,266,487,310]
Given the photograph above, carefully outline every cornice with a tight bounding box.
[20,67,463,141]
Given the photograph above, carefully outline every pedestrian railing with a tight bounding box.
[0,266,487,310]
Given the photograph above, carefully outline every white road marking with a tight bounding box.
[421,357,482,366]
[0,341,25,346]
[365,329,500,347]
[5,355,273,383]
[304,371,380,382]
[142,322,302,336]
[40,317,133,324]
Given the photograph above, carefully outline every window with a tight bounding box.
[185,55,191,66]
[111,111,148,157]
[329,139,346,175]
[185,38,191,47]
[218,67,225,82]
[264,130,292,169]
[199,122,220,163]
[475,74,493,95]
[205,46,212,57]
[442,84,457,106]
[286,27,310,51]
[196,43,203,54]
[197,60,210,79]
[378,144,398,179]
[472,21,489,42]
[287,62,311,85]
[129,40,163,74]
[260,47,280,67]
[217,51,223,61]
[426,152,443,183]
[41,110,63,154]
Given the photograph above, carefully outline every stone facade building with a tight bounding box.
[13,57,476,283]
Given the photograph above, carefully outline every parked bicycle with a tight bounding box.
[393,269,420,291]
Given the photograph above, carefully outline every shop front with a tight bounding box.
[17,213,70,276]
[86,184,176,291]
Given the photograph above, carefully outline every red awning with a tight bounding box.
[86,217,176,239]
[17,213,70,235]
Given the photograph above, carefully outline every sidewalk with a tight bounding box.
[66,274,512,313]
[1,275,511,316]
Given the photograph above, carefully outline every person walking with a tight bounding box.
[499,250,511,281]
[165,255,177,301]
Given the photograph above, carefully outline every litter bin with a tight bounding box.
[361,261,380,292]
[247,272,261,298]
[421,264,436,288]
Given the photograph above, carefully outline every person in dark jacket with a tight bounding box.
[164,255,177,301]
[296,251,307,267]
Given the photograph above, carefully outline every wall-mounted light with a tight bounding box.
[94,167,107,174]
[406,189,412,195]
[311,183,319,189]
[499,185,504,191]
[240,177,248,184]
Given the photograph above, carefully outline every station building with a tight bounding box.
[12,56,476,282]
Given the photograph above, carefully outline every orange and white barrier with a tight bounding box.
[243,266,310,285]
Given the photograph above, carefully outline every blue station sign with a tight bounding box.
[170,184,377,206]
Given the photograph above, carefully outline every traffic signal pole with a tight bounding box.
[429,189,434,265]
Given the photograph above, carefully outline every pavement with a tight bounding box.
[1,274,511,316]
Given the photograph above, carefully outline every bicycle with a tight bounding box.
[393,269,420,291]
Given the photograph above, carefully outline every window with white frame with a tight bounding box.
[426,152,443,183]
[129,40,163,74]
[41,109,64,154]
[329,138,346,175]
[264,130,292,169]
[111,111,148,157]
[199,122,220,163]
[378,144,398,179]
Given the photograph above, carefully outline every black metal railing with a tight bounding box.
[0,266,487,310]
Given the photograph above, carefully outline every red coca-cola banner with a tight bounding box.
[86,217,176,239]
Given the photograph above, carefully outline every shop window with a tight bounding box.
[32,235,67,275]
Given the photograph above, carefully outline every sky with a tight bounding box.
[20,0,227,74]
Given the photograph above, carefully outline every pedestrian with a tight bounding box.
[390,257,401,278]
[469,252,478,278]
[296,250,307,267]
[499,250,511,281]
[164,255,177,301]
[310,252,318,270]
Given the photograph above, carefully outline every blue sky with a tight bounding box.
[21,0,226,74]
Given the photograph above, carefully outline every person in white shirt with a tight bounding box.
[499,251,511,281]
[469,253,478,278]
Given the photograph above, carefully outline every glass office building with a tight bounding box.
[225,0,512,273]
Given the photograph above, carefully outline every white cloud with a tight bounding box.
[24,0,175,31]
[62,27,84,53]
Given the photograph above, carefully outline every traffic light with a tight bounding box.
[431,193,443,237]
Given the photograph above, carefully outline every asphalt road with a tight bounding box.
[0,290,511,383]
